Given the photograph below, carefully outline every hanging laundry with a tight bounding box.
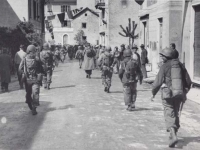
[57,13,65,25]
[71,7,84,16]
[64,12,69,21]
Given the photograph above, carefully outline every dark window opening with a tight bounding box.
[29,0,31,18]
[61,5,71,12]
[85,13,87,16]
[82,23,86,28]
[63,21,71,28]
[33,0,37,20]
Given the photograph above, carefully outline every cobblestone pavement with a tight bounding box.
[1,59,200,150]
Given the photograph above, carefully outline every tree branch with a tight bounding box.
[119,32,127,37]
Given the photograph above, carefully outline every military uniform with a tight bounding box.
[152,47,192,147]
[119,49,143,111]
[19,45,44,115]
[40,43,54,89]
[75,46,84,68]
[98,46,114,93]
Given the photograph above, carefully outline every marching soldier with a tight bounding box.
[40,43,54,90]
[19,45,44,115]
[119,49,143,111]
[75,46,84,69]
[98,46,114,93]
[151,47,192,147]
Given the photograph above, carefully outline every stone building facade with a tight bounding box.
[138,0,183,73]
[44,0,76,45]
[45,5,99,45]
[72,8,99,45]
[95,0,140,49]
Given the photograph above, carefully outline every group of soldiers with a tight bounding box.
[12,43,70,115]
[81,42,192,148]
[0,41,192,147]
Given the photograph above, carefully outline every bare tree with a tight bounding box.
[119,18,139,47]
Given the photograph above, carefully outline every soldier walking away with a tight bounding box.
[14,45,26,89]
[98,46,114,93]
[0,48,12,92]
[151,47,192,148]
[119,49,143,111]
[75,46,84,68]
[140,44,148,78]
[83,43,96,79]
[40,43,54,90]
[19,45,44,115]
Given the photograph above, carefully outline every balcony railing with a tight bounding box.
[95,0,105,9]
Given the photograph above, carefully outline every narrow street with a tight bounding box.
[1,59,200,150]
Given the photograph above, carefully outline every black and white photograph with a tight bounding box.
[0,0,200,149]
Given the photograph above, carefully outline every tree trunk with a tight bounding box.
[132,38,134,47]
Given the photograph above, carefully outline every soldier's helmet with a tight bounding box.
[26,45,36,54]
[123,49,132,57]
[43,43,49,50]
[78,46,82,49]
[159,47,174,59]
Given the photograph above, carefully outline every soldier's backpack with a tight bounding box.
[76,51,83,59]
[163,59,192,100]
[102,53,111,67]
[23,58,37,83]
[124,58,138,82]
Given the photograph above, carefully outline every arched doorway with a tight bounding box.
[63,34,69,45]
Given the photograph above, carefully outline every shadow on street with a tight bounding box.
[0,101,51,150]
[50,85,76,90]
[176,136,200,149]
[44,104,75,112]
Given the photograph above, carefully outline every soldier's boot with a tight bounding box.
[32,107,38,115]
[104,87,107,92]
[107,87,110,93]
[44,84,47,89]
[169,127,178,148]
[47,84,50,90]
